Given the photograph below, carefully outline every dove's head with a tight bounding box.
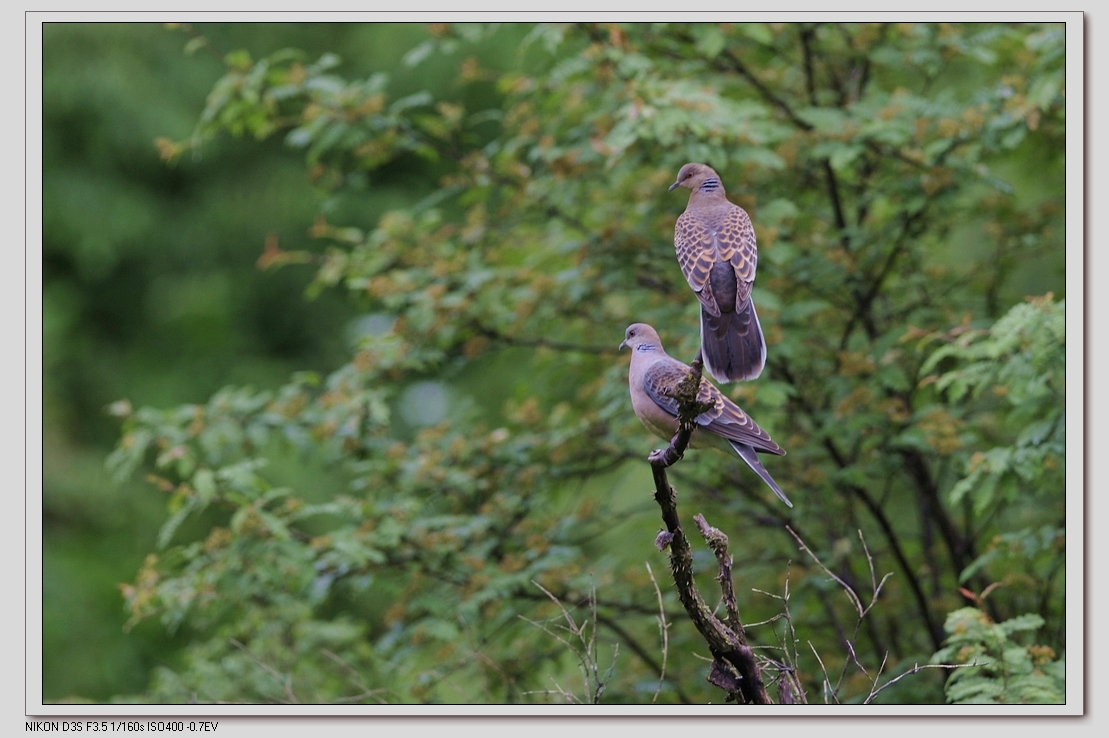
[619,323,663,352]
[669,162,722,193]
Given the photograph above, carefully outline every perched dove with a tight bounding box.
[620,323,791,507]
[669,162,767,383]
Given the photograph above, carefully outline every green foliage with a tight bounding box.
[41,23,498,701]
[932,607,1065,704]
[41,23,369,701]
[101,22,1065,704]
[923,295,1064,515]
[920,295,1065,604]
[917,295,1065,703]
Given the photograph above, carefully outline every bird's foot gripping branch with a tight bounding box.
[647,351,773,705]
[646,351,709,468]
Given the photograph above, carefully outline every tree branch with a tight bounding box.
[645,353,772,705]
[471,322,620,356]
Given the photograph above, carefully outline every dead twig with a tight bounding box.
[646,562,670,703]
[228,638,298,704]
[523,579,618,704]
[320,648,391,704]
[865,661,978,704]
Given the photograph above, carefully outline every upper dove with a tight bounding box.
[669,162,767,383]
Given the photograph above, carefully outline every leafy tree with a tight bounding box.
[933,608,1065,704]
[921,294,1065,612]
[107,22,1065,704]
[41,23,366,701]
[923,294,1065,704]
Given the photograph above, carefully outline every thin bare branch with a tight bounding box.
[808,641,839,705]
[320,648,391,705]
[786,525,865,617]
[843,638,869,679]
[525,579,615,705]
[865,662,977,704]
[228,638,298,704]
[646,562,670,704]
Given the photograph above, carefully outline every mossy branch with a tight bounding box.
[647,351,772,705]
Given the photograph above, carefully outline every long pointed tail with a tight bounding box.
[730,440,792,507]
[700,298,766,383]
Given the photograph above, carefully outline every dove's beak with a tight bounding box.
[618,339,628,350]
[668,181,681,192]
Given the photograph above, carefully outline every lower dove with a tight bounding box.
[620,322,791,507]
